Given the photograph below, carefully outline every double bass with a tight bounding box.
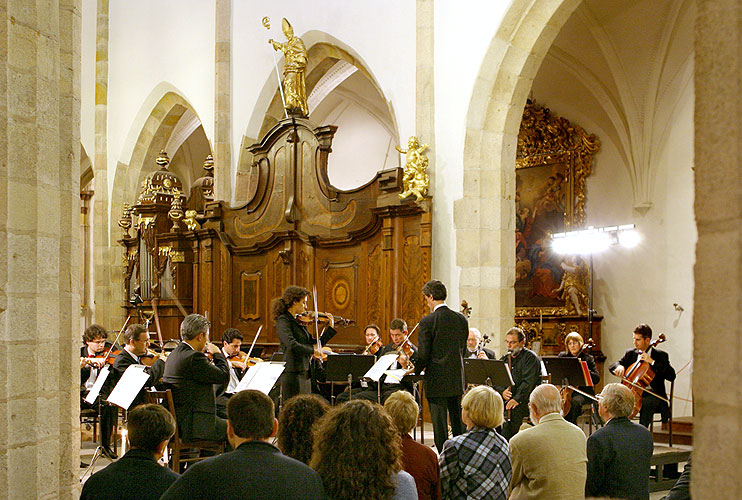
[621,333,668,418]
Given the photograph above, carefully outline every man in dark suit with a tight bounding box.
[160,390,326,500]
[162,313,230,442]
[81,404,179,500]
[609,323,676,427]
[586,383,653,500]
[103,324,165,410]
[415,279,469,452]
[465,327,496,359]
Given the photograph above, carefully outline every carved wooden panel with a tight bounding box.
[401,235,424,325]
[366,244,382,326]
[240,271,261,320]
[322,258,358,318]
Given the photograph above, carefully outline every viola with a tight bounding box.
[621,333,667,418]
[560,338,595,416]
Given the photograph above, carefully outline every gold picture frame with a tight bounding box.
[514,100,599,315]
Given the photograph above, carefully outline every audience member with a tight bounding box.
[438,386,510,500]
[80,404,178,500]
[277,394,330,464]
[585,383,653,500]
[311,399,418,500]
[509,384,586,500]
[161,390,326,500]
[661,458,691,500]
[385,391,441,500]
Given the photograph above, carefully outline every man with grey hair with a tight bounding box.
[509,383,587,500]
[586,383,653,500]
[465,327,495,359]
[163,313,230,442]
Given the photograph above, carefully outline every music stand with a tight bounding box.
[324,354,375,402]
[464,358,514,388]
[542,356,590,387]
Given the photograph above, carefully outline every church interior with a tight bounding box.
[0,0,738,498]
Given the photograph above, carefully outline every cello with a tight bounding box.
[621,333,669,418]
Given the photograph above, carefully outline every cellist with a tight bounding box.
[609,323,676,428]
[272,286,336,401]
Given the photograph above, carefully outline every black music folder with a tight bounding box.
[464,358,514,387]
[542,356,591,386]
[324,354,376,383]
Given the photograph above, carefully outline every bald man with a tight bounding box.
[508,384,586,500]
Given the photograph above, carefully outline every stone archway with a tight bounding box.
[99,87,208,326]
[455,0,581,340]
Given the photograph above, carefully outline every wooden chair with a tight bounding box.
[80,408,98,442]
[145,389,225,472]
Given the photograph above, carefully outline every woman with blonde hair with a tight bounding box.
[310,399,417,500]
[439,386,511,500]
[557,331,600,424]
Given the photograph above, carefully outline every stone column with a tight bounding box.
[0,0,82,498]
[214,0,232,202]
[694,1,742,497]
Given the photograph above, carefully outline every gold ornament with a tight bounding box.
[396,136,430,202]
[168,188,184,232]
[269,18,309,118]
[183,210,200,231]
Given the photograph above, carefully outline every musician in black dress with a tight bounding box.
[272,286,336,402]
[557,331,600,424]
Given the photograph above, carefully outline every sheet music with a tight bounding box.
[363,353,398,382]
[383,368,408,384]
[234,362,286,395]
[83,365,111,404]
[106,364,151,409]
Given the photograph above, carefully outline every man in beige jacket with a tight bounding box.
[508,384,587,500]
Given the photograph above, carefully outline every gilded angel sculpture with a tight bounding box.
[396,136,430,202]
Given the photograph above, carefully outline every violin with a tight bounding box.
[621,333,667,418]
[560,338,596,416]
[230,351,263,369]
[362,337,383,355]
[295,311,354,326]
[140,348,166,367]
[83,348,122,367]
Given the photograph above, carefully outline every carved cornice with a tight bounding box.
[516,100,600,226]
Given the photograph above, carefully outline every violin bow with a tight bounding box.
[312,285,322,353]
[244,325,263,360]
[103,315,132,359]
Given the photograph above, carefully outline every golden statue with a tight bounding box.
[269,18,309,118]
[396,136,430,202]
[183,210,200,231]
[554,255,590,315]
[168,188,184,232]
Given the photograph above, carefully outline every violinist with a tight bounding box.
[272,286,336,402]
[80,324,119,459]
[334,325,382,404]
[103,324,166,412]
[465,328,495,359]
[162,313,230,442]
[557,332,600,424]
[609,323,675,428]
[215,328,247,419]
[374,319,418,403]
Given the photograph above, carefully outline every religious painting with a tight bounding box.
[514,100,599,314]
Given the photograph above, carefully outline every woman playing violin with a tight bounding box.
[557,331,600,424]
[272,285,336,401]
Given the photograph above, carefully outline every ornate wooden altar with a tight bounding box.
[119,118,432,353]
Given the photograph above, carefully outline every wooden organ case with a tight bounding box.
[120,118,432,352]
